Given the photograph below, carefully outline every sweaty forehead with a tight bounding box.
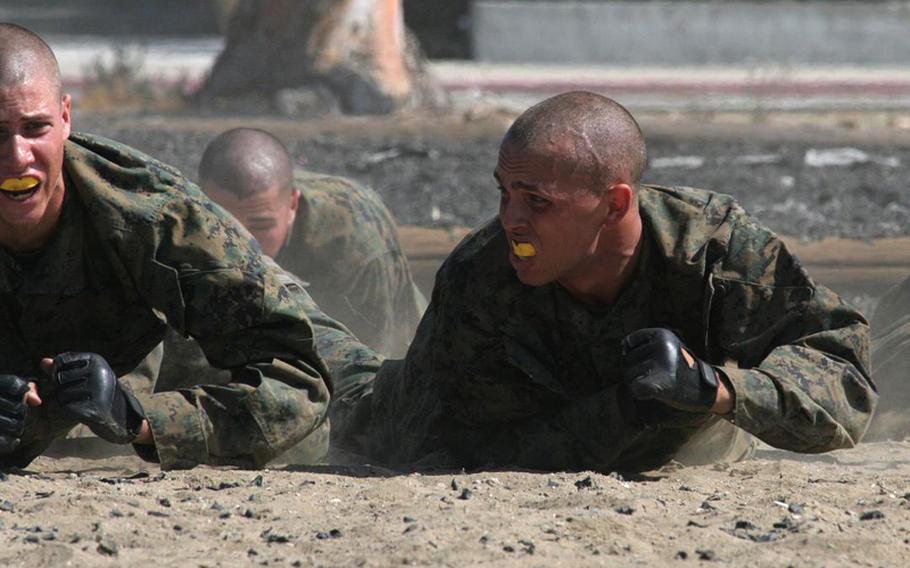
[0,51,59,92]
[496,138,596,188]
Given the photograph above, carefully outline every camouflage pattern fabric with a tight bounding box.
[335,185,876,472]
[156,262,384,464]
[155,168,416,462]
[0,132,336,470]
[277,169,426,358]
[867,274,910,439]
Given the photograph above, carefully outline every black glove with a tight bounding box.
[0,374,29,453]
[54,352,145,444]
[621,328,719,413]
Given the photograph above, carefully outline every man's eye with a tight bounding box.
[25,122,51,134]
[528,195,549,206]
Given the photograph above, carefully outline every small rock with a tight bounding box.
[675,550,688,560]
[316,529,343,540]
[773,517,798,530]
[147,511,169,518]
[110,509,124,518]
[696,549,715,561]
[788,503,805,515]
[403,524,418,534]
[450,479,459,491]
[0,472,7,482]
[24,534,40,544]
[250,474,265,487]
[614,506,635,515]
[860,510,885,521]
[750,531,783,543]
[0,500,14,512]
[158,497,171,508]
[574,476,599,490]
[173,524,183,532]
[262,530,291,543]
[699,501,716,511]
[211,502,224,511]
[219,512,232,520]
[97,538,119,556]
[403,516,417,523]
[479,534,490,544]
[243,509,257,519]
[547,479,560,488]
[458,489,473,500]
[734,520,756,530]
[503,545,515,553]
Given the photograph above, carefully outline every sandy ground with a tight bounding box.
[1,443,909,567]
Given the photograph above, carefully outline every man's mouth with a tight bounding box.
[511,240,537,259]
[0,176,40,202]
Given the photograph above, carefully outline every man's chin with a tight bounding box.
[513,266,552,287]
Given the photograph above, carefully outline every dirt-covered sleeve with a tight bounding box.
[134,192,332,470]
[709,212,877,452]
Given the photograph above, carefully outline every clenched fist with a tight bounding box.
[53,352,145,444]
[621,328,719,413]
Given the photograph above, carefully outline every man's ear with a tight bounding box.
[61,94,72,140]
[604,182,634,225]
[287,188,301,224]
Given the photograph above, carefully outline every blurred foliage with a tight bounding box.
[79,47,188,112]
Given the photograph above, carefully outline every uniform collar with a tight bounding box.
[638,184,735,267]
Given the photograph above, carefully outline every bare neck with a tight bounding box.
[0,182,67,255]
[557,210,643,308]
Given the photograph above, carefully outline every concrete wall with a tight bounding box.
[0,0,219,36]
[473,1,910,65]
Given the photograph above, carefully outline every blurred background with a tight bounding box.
[2,0,909,309]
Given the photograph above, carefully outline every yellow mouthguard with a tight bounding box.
[511,240,537,258]
[0,176,39,192]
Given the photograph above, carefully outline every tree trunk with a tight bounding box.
[199,0,440,114]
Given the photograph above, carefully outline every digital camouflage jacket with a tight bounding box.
[344,185,876,472]
[277,170,426,358]
[0,133,336,470]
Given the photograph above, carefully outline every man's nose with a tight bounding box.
[1,135,33,171]
[500,198,528,232]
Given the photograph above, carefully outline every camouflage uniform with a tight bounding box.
[0,132,360,470]
[867,274,910,439]
[277,169,425,358]
[153,169,415,462]
[336,185,876,472]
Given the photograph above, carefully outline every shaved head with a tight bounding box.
[502,91,646,189]
[199,128,294,199]
[0,23,62,99]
